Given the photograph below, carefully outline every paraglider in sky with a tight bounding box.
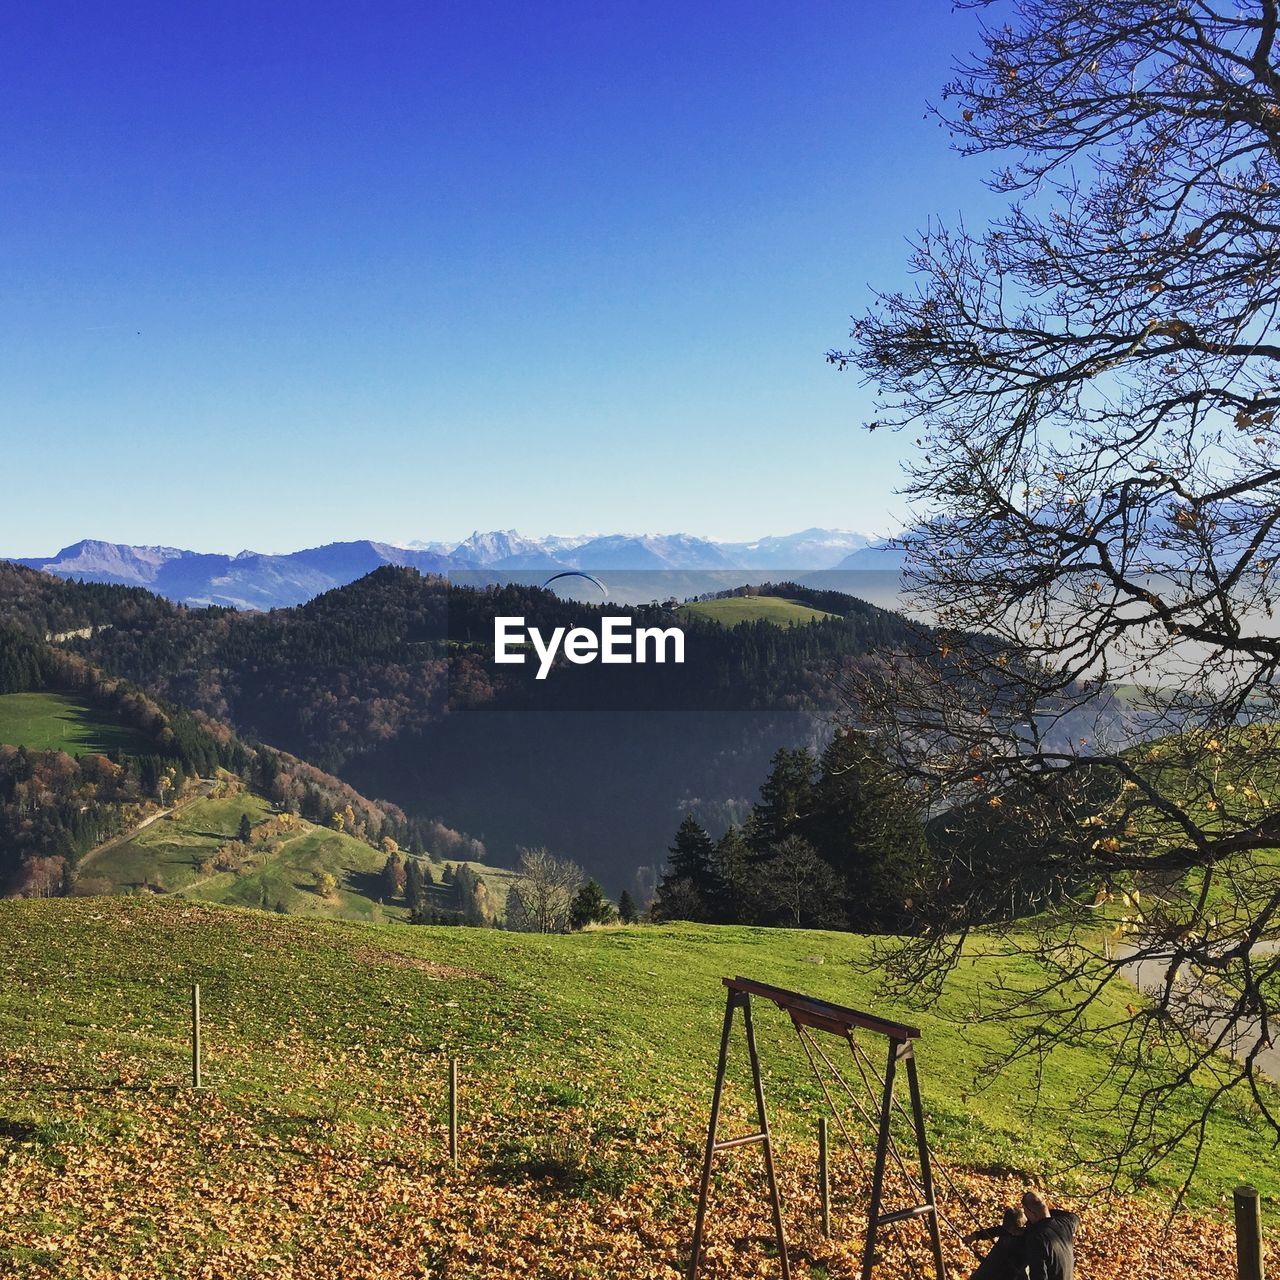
[542,570,608,599]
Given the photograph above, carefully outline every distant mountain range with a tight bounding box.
[10,529,906,610]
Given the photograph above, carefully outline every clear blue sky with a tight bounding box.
[2,1,999,554]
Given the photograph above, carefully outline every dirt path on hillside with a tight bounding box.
[78,778,216,871]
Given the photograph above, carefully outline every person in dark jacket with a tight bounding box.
[1021,1189,1079,1280]
[965,1205,1027,1280]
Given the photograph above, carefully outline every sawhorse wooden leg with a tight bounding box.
[860,1039,946,1280]
[861,1036,900,1280]
[689,989,790,1279]
[905,1050,946,1280]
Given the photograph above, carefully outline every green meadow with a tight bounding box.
[0,898,1265,1277]
[0,691,149,755]
[1,898,1273,1203]
[679,596,837,627]
[83,793,519,925]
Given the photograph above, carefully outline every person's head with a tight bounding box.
[1001,1206,1027,1235]
[1021,1190,1050,1223]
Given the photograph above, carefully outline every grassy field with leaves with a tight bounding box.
[0,898,1271,1278]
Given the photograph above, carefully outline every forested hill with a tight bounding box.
[0,564,928,890]
[0,571,486,898]
[3,564,923,767]
[0,562,186,638]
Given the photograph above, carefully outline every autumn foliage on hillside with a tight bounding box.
[0,614,485,898]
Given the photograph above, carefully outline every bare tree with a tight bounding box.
[507,847,584,933]
[831,0,1280,1200]
[754,836,846,929]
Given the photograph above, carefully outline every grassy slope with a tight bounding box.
[86,793,520,925]
[0,903,1272,1268]
[0,691,149,755]
[679,596,836,626]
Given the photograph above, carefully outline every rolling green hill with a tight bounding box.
[82,792,519,925]
[0,690,149,754]
[0,899,1261,1278]
[679,596,837,626]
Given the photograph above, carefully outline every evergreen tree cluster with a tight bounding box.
[0,563,181,642]
[369,846,500,928]
[651,731,931,932]
[0,627,49,694]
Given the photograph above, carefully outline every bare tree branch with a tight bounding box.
[834,0,1280,1199]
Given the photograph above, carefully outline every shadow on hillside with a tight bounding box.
[345,870,384,901]
[61,698,149,755]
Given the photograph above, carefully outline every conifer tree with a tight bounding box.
[405,857,429,915]
[709,824,754,924]
[748,747,816,854]
[807,730,928,929]
[617,888,639,924]
[569,879,616,930]
[381,850,407,902]
[652,815,717,921]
